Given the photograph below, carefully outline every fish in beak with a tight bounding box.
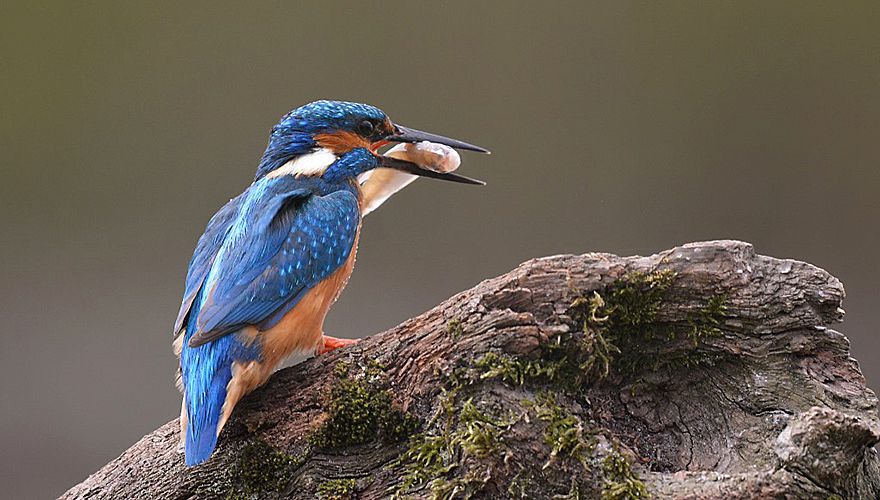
[380,124,489,185]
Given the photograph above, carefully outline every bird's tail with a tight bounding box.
[179,290,235,466]
[182,356,232,465]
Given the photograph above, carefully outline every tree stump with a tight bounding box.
[61,241,880,499]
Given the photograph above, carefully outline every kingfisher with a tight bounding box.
[172,100,488,465]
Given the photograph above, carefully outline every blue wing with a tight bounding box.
[186,180,360,347]
[173,193,246,336]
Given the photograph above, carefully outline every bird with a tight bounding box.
[172,100,488,466]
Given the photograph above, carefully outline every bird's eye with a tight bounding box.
[357,120,375,136]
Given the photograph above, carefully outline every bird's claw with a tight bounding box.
[317,335,358,355]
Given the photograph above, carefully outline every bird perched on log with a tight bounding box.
[172,100,488,465]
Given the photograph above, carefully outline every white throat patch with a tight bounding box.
[266,148,338,178]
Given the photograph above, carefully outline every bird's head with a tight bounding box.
[255,100,488,184]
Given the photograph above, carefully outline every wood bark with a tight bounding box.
[61,241,880,499]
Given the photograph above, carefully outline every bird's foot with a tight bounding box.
[317,335,358,355]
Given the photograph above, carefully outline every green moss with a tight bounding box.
[310,364,418,449]
[225,440,304,498]
[601,452,648,500]
[472,351,572,387]
[390,271,719,497]
[458,399,511,458]
[523,396,646,498]
[572,291,619,381]
[525,393,594,468]
[333,360,351,378]
[365,359,386,379]
[447,319,465,340]
[402,388,643,499]
[606,270,676,330]
[383,406,422,443]
[506,471,532,498]
[317,478,357,499]
[394,433,455,494]
[688,294,727,344]
[569,270,727,380]
[575,271,676,374]
[392,397,513,498]
[556,477,587,500]
[469,271,694,393]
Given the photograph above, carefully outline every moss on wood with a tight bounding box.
[392,388,514,498]
[310,360,418,449]
[317,478,357,499]
[569,270,727,380]
[224,439,304,499]
[600,451,648,500]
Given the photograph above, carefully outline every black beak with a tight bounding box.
[379,156,485,185]
[387,125,490,153]
[382,124,489,185]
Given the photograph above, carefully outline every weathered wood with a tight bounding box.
[61,241,880,499]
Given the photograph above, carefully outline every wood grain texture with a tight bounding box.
[61,241,880,499]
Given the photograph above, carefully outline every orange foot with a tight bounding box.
[317,335,358,355]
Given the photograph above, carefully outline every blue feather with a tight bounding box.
[180,286,260,465]
[191,178,360,344]
[173,193,245,335]
[178,175,362,465]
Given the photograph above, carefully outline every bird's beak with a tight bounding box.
[381,124,489,185]
[388,125,490,153]
[379,156,485,185]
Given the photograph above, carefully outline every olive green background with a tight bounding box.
[2,2,878,497]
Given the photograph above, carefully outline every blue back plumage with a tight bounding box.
[193,177,361,342]
[173,193,246,336]
[177,173,364,465]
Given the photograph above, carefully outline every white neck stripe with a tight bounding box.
[266,148,338,179]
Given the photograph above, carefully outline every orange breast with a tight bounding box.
[214,191,364,437]
[216,228,361,435]
[247,228,360,368]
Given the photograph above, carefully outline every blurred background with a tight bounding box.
[2,2,878,497]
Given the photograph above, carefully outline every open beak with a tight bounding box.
[381,124,489,185]
[388,125,490,153]
[379,156,485,185]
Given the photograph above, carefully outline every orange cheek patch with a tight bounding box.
[314,131,370,154]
